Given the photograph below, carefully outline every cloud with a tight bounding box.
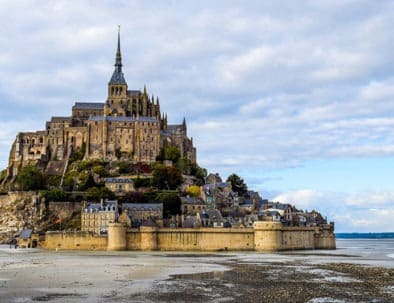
[273,188,394,232]
[0,2,394,232]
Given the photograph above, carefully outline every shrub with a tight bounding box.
[16,165,46,191]
[42,188,70,202]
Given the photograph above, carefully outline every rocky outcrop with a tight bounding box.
[0,192,80,243]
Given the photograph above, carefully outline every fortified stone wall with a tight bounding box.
[43,223,335,251]
[154,228,254,251]
[44,231,107,250]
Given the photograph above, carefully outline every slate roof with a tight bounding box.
[109,69,127,85]
[166,125,182,134]
[127,90,140,96]
[19,229,33,239]
[72,102,105,110]
[181,197,205,205]
[122,203,163,211]
[105,177,133,184]
[50,116,72,122]
[90,116,158,123]
[240,199,253,206]
[85,200,118,212]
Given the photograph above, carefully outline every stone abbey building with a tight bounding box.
[5,31,196,180]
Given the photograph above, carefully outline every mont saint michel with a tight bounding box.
[2,2,394,302]
[0,30,335,253]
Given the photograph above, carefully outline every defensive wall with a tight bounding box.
[44,231,107,250]
[44,222,335,251]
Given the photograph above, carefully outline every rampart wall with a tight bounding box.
[43,222,335,251]
[44,231,107,250]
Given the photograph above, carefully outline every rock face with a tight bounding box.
[0,192,80,243]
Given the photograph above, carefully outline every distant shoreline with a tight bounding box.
[336,232,394,239]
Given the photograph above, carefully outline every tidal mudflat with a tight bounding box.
[0,239,393,302]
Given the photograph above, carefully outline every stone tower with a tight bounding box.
[105,27,129,117]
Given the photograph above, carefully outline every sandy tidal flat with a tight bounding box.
[0,239,393,303]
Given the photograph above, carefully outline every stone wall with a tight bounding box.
[44,231,107,250]
[43,223,335,251]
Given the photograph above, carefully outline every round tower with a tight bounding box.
[107,223,126,251]
[253,221,283,251]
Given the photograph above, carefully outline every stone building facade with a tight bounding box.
[4,30,196,182]
[81,200,118,235]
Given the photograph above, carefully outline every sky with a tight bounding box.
[1,0,394,232]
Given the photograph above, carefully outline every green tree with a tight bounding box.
[115,148,122,160]
[152,164,183,190]
[100,187,116,200]
[133,177,151,188]
[157,146,181,163]
[85,187,101,201]
[122,191,145,203]
[85,186,115,201]
[92,165,110,177]
[69,142,86,163]
[156,192,181,218]
[79,173,96,191]
[176,157,191,175]
[42,188,70,202]
[117,161,134,174]
[16,165,46,191]
[190,163,207,185]
[227,173,248,196]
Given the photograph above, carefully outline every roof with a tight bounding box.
[109,69,127,85]
[166,124,183,135]
[19,229,33,239]
[240,199,253,206]
[269,203,291,210]
[90,116,158,123]
[72,102,105,110]
[85,200,117,212]
[183,216,198,228]
[181,197,205,205]
[122,203,163,211]
[260,210,281,217]
[200,209,224,222]
[50,116,72,122]
[127,90,140,96]
[105,177,134,184]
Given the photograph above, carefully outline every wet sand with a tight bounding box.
[0,240,393,302]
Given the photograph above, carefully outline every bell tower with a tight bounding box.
[106,26,128,116]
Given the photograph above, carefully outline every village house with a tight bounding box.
[81,200,118,234]
[180,196,207,215]
[263,202,294,226]
[17,229,40,248]
[121,203,163,227]
[105,177,134,195]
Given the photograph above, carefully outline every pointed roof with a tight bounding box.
[109,26,127,85]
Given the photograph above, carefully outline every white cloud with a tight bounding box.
[272,188,394,232]
[1,1,394,233]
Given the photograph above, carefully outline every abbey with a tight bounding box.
[5,31,196,179]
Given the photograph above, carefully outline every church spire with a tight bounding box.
[109,26,127,85]
[115,25,122,72]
